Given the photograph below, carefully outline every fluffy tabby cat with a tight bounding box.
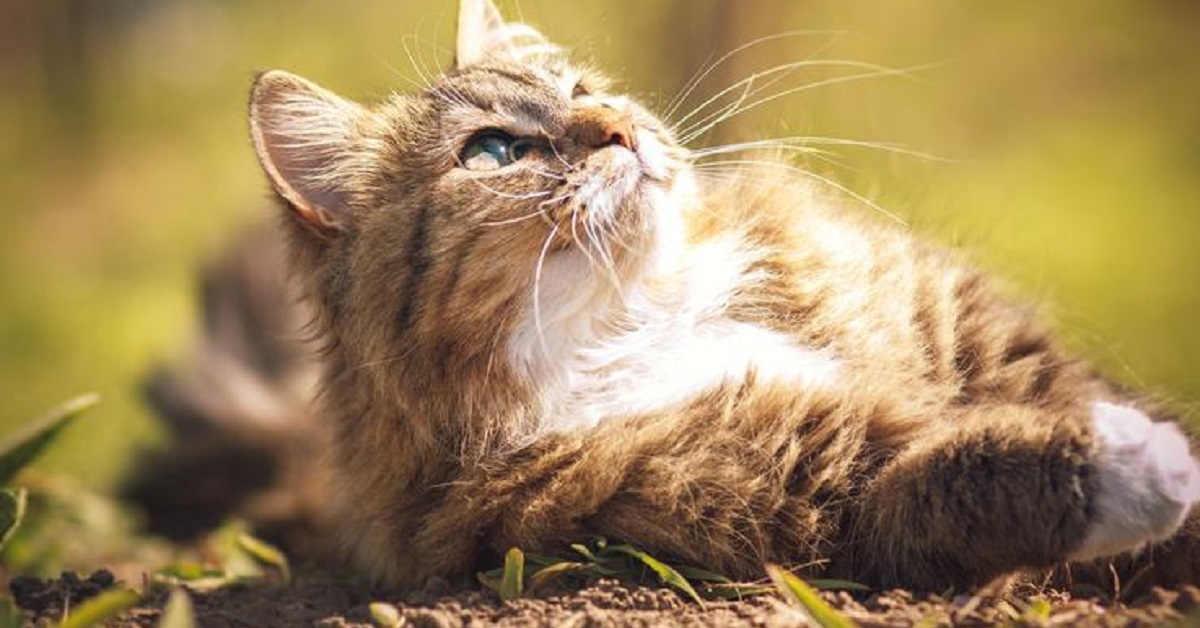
[137,0,1200,591]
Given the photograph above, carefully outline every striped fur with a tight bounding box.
[223,0,1200,592]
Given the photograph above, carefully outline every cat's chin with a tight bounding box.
[548,132,689,264]
[571,131,676,213]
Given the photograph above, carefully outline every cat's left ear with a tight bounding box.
[456,0,550,68]
[249,70,365,239]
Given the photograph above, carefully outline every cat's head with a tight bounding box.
[249,0,695,403]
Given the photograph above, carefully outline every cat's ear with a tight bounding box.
[456,0,507,67]
[456,0,552,68]
[249,70,364,239]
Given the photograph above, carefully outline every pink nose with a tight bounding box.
[599,116,637,151]
[568,107,638,152]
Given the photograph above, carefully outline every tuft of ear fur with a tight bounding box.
[455,0,556,68]
[249,70,364,238]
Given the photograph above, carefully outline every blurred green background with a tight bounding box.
[1,0,1197,490]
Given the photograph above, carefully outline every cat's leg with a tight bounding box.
[893,262,1200,589]
[845,402,1200,590]
[406,383,928,587]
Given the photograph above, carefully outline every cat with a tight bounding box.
[135,0,1200,593]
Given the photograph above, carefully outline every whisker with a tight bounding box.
[532,220,563,362]
[569,209,620,292]
[527,166,568,181]
[694,159,909,227]
[401,35,434,89]
[691,142,835,160]
[673,59,897,133]
[701,146,853,172]
[410,16,451,90]
[378,50,429,94]
[692,143,852,172]
[458,173,554,201]
[693,136,954,163]
[546,139,575,172]
[477,192,571,227]
[679,62,940,145]
[663,30,844,122]
[538,193,573,207]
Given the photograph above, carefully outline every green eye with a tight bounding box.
[461,132,538,171]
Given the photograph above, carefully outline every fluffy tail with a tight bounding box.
[124,225,329,553]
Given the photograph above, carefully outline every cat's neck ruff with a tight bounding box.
[507,181,839,435]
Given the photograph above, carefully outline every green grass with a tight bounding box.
[767,564,857,628]
[478,538,867,610]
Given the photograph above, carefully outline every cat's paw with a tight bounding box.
[1069,402,1200,561]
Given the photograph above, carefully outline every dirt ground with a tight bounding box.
[11,569,1200,627]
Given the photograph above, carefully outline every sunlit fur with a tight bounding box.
[223,0,1200,591]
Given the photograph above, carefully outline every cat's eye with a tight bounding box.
[572,82,589,98]
[461,132,539,171]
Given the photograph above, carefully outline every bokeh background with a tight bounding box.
[2,0,1198,491]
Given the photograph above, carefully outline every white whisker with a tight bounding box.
[460,175,553,201]
[532,220,562,363]
[570,208,621,292]
[663,30,844,122]
[527,166,568,181]
[546,139,576,172]
[679,62,939,145]
[692,136,954,163]
[694,159,909,227]
[674,59,894,133]
[401,35,434,90]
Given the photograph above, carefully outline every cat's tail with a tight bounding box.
[123,224,330,553]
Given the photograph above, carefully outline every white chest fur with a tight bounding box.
[552,318,839,432]
[508,234,839,435]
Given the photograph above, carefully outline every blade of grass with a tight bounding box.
[155,563,227,582]
[606,544,705,606]
[57,588,140,628]
[672,565,732,583]
[806,578,870,592]
[570,543,599,562]
[157,589,197,628]
[700,582,776,600]
[499,547,524,601]
[765,564,856,628]
[477,570,501,593]
[0,488,27,550]
[237,532,290,582]
[524,553,568,567]
[528,561,595,590]
[0,393,98,484]
[1019,597,1052,623]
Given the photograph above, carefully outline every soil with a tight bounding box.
[11,569,1200,627]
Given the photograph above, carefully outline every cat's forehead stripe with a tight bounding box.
[467,66,545,91]
[437,67,567,132]
[451,65,573,101]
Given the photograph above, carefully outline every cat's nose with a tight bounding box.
[567,107,638,152]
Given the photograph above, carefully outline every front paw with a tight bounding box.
[1069,402,1200,561]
